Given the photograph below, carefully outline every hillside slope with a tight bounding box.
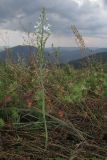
[69,52,107,68]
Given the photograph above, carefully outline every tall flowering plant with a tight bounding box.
[34,8,51,67]
[34,8,51,148]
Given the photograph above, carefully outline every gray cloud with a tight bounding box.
[0,0,107,39]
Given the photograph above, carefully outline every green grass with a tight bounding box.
[0,56,107,159]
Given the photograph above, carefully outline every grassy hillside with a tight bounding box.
[0,57,107,159]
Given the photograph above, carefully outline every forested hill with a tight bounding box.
[69,52,107,68]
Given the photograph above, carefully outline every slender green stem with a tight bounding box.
[39,64,48,148]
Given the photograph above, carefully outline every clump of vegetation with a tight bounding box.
[0,8,107,160]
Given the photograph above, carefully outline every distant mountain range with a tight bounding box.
[0,45,107,65]
[0,45,37,62]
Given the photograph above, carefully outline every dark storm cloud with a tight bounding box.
[0,0,107,38]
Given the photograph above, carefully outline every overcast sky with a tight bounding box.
[0,0,107,47]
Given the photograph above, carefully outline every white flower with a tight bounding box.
[43,24,51,33]
[34,8,51,48]
[34,23,51,34]
[34,12,51,35]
